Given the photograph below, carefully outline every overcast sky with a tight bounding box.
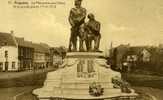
[0,0,163,50]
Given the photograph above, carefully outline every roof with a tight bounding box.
[0,32,17,47]
[16,37,50,53]
[114,45,159,56]
[32,43,50,53]
[16,37,33,48]
[50,47,67,55]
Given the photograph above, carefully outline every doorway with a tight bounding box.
[5,62,9,71]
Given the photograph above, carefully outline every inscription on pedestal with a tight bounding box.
[77,59,96,78]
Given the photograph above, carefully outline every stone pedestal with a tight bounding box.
[33,52,138,100]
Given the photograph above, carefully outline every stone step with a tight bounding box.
[44,81,61,87]
[44,81,115,89]
[61,88,121,95]
[61,82,114,89]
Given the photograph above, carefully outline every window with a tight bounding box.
[12,62,16,69]
[5,51,8,58]
[20,48,23,56]
[18,62,20,67]
[4,42,8,46]
[0,63,3,67]
[0,63,3,71]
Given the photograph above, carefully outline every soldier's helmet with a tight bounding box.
[88,13,95,20]
[75,0,82,6]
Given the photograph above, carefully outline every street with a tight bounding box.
[0,86,38,100]
[0,67,56,100]
[0,69,163,100]
[133,87,163,100]
[0,68,55,79]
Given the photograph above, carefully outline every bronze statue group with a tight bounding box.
[68,0,101,52]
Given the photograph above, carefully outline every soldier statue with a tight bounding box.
[86,13,101,51]
[68,0,86,51]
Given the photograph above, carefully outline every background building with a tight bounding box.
[50,47,67,68]
[16,37,34,71]
[0,31,66,72]
[0,32,19,71]
[32,43,50,69]
[110,44,163,74]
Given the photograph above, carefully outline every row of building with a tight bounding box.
[0,31,64,71]
[109,44,163,72]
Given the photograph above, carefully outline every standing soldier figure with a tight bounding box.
[68,0,86,51]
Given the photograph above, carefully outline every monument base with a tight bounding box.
[33,52,138,100]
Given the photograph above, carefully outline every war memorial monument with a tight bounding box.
[33,0,138,99]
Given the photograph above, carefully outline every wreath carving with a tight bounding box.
[112,76,131,93]
[89,82,104,96]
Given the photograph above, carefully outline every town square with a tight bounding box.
[0,0,163,100]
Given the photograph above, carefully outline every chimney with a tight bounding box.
[10,30,14,35]
[10,30,18,47]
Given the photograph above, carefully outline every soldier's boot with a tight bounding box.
[72,41,77,52]
[94,35,101,52]
[79,39,85,52]
[88,40,92,52]
[68,41,72,52]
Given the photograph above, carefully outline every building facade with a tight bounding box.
[52,54,63,66]
[50,47,66,68]
[33,43,50,69]
[16,37,34,70]
[0,32,19,71]
[141,49,151,62]
[110,45,163,72]
[0,31,63,71]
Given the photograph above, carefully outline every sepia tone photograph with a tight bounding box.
[0,0,163,100]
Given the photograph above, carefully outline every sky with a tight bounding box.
[0,0,163,50]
